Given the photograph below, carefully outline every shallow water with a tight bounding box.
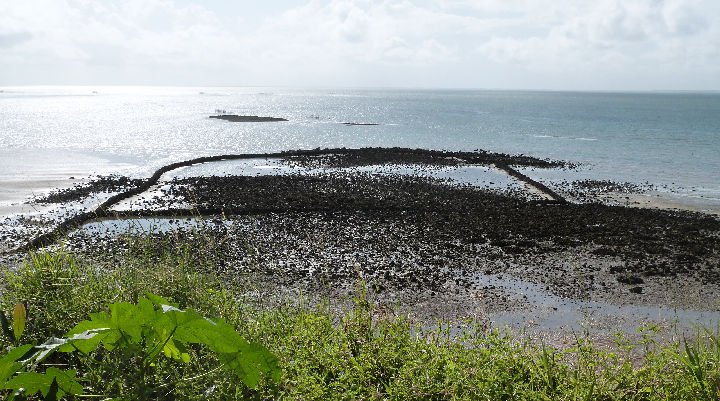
[472,272,720,332]
[2,86,719,212]
[79,217,220,236]
[168,158,521,189]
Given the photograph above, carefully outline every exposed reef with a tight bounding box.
[6,147,568,254]
[280,147,569,169]
[35,175,144,204]
[2,147,719,328]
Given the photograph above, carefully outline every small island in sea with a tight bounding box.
[209,114,288,122]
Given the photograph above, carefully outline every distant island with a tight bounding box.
[210,114,288,122]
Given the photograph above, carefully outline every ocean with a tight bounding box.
[1,86,719,214]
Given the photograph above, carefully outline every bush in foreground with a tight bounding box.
[0,244,718,400]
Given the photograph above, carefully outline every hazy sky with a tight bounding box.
[1,0,719,90]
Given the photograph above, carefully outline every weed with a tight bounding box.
[1,242,719,400]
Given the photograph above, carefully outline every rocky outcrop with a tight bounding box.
[209,115,288,122]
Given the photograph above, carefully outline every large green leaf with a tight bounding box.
[159,307,281,385]
[3,367,83,399]
[11,304,26,342]
[0,344,34,384]
[61,298,158,354]
[108,300,155,345]
[60,318,121,354]
[57,294,280,389]
[218,343,282,387]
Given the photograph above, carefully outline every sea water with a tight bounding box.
[1,86,719,212]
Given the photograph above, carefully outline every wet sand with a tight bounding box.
[604,192,720,216]
[0,147,137,216]
[0,179,86,216]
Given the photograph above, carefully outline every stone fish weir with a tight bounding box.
[9,147,566,254]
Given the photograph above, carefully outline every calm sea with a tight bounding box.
[1,86,719,210]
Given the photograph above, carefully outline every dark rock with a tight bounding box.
[616,274,645,285]
[209,115,288,122]
[35,175,143,204]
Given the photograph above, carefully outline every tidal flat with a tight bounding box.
[2,147,719,337]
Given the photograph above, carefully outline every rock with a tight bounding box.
[209,115,288,122]
[616,274,645,285]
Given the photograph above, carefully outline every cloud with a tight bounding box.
[250,1,464,65]
[477,0,719,72]
[0,32,33,48]
[0,0,235,72]
[0,0,718,89]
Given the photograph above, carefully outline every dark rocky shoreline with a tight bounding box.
[4,147,568,253]
[35,175,144,204]
[158,172,720,289]
[2,147,719,327]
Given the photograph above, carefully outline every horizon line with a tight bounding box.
[1,84,719,94]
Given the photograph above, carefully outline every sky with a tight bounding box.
[1,0,719,90]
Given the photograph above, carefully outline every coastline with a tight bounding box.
[0,178,89,216]
[604,191,720,216]
[1,147,719,336]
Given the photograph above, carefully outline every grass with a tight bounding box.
[1,234,719,400]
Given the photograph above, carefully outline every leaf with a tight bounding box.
[3,368,83,399]
[155,301,281,386]
[218,343,282,387]
[36,329,107,362]
[0,344,34,384]
[61,298,158,354]
[61,320,120,354]
[162,338,191,363]
[145,292,177,308]
[12,304,27,342]
[108,302,147,345]
[44,378,58,401]
[56,294,280,389]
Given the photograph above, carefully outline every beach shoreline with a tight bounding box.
[2,148,718,335]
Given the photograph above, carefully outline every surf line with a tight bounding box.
[10,148,567,254]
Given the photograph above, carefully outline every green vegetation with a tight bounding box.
[0,235,719,400]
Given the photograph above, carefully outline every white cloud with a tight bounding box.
[250,1,463,65]
[0,0,237,77]
[478,0,719,73]
[0,0,718,89]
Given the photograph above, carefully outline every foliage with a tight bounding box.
[0,289,279,399]
[1,243,719,400]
